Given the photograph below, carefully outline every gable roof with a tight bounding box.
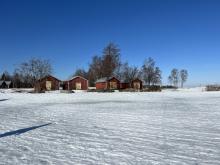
[108,76,120,82]
[68,76,88,81]
[132,78,143,82]
[96,77,108,83]
[5,81,11,85]
[39,75,61,82]
[96,76,120,83]
[0,80,11,86]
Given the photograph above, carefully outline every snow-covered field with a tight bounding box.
[1,89,220,165]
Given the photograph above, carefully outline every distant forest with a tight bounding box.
[0,42,188,88]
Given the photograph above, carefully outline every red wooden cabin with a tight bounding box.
[63,76,88,90]
[120,80,130,89]
[131,78,143,90]
[35,75,61,91]
[96,77,120,90]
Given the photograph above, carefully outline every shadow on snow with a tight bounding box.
[0,123,52,138]
[0,99,9,102]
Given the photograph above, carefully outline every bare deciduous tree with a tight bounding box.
[88,55,103,86]
[16,58,53,87]
[168,75,173,86]
[73,68,88,79]
[169,68,179,87]
[87,43,121,86]
[152,67,162,85]
[102,42,121,78]
[120,62,140,84]
[180,69,188,88]
[141,57,162,86]
[12,70,23,88]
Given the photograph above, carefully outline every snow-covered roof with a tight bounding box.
[68,76,88,81]
[0,80,11,86]
[96,77,108,83]
[132,78,143,82]
[39,75,61,82]
[5,81,11,85]
[96,76,121,83]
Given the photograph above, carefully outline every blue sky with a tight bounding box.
[0,0,220,85]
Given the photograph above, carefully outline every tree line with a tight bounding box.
[0,58,52,88]
[0,42,188,88]
[73,43,163,86]
[73,42,188,87]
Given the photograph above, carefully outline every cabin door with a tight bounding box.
[46,81,52,90]
[76,82,81,90]
[133,82,140,89]
[109,81,117,89]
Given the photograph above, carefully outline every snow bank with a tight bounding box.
[162,87,206,93]
[0,88,34,94]
[176,87,206,92]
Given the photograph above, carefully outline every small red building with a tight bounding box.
[64,76,88,90]
[131,78,143,90]
[96,77,120,90]
[35,75,61,91]
[120,80,130,89]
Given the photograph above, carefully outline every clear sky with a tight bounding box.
[0,0,220,85]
